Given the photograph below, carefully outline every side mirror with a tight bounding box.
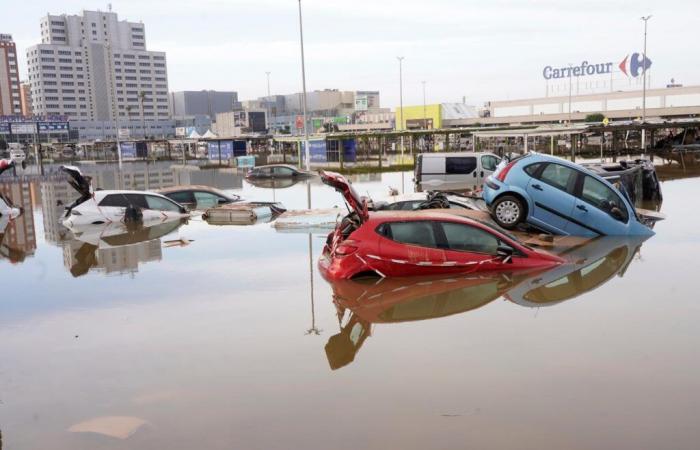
[497,244,514,263]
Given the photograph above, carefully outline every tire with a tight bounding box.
[492,195,525,229]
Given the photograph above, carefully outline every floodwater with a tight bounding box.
[0,162,699,450]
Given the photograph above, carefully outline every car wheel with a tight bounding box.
[492,195,524,229]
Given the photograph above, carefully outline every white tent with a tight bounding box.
[202,129,218,139]
[188,130,202,139]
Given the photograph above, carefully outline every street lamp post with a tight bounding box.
[568,63,573,125]
[265,71,272,134]
[397,56,405,158]
[641,15,652,152]
[422,80,427,129]
[297,0,310,171]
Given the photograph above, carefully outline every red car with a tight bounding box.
[319,171,564,280]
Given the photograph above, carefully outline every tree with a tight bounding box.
[585,113,605,123]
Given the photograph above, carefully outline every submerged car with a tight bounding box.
[61,166,190,227]
[482,153,654,237]
[246,164,313,179]
[318,171,564,280]
[370,191,481,212]
[157,185,242,209]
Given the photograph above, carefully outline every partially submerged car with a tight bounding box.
[0,190,22,220]
[370,191,482,212]
[319,171,564,280]
[0,158,25,177]
[157,185,242,209]
[61,166,190,227]
[246,164,313,180]
[482,153,655,237]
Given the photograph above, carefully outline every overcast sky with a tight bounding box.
[9,0,700,108]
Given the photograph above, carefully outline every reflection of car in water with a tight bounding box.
[157,185,242,209]
[505,236,648,308]
[65,217,186,277]
[246,164,313,180]
[61,166,190,226]
[0,213,27,264]
[324,236,648,369]
[245,177,304,190]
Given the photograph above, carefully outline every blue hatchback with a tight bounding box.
[482,153,654,237]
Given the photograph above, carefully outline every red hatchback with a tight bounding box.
[319,171,564,280]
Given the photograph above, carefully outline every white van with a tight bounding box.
[414,152,501,191]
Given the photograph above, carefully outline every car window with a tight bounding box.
[145,195,183,212]
[273,167,295,176]
[99,193,147,208]
[446,157,477,174]
[194,191,225,205]
[524,163,542,177]
[581,176,629,221]
[440,222,500,254]
[481,155,499,171]
[166,191,195,204]
[382,221,438,248]
[538,163,576,192]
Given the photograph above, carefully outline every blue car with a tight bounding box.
[482,153,654,237]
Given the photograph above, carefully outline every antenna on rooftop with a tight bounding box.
[108,3,112,12]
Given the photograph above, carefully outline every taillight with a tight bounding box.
[335,243,358,256]
[496,161,517,182]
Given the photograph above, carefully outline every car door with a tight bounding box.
[436,221,504,272]
[478,154,500,186]
[144,194,185,220]
[526,162,579,234]
[568,174,630,236]
[445,156,478,190]
[376,221,447,276]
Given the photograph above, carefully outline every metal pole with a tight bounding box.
[298,0,310,171]
[641,15,651,152]
[398,56,405,160]
[568,63,573,125]
[422,80,426,129]
[266,71,272,134]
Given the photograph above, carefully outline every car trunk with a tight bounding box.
[320,171,369,252]
[61,165,93,216]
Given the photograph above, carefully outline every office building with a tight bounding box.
[171,90,239,120]
[0,34,21,115]
[25,9,171,137]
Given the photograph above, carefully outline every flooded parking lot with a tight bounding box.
[1,163,699,450]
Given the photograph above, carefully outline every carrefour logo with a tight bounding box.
[543,53,652,80]
[618,53,652,77]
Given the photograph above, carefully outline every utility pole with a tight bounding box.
[397,56,405,158]
[568,63,573,125]
[641,15,652,152]
[422,80,427,129]
[265,71,272,134]
[297,0,310,171]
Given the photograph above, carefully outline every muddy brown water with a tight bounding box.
[0,163,698,450]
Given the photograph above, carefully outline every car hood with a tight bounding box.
[61,165,93,197]
[320,171,368,222]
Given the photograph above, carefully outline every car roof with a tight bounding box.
[156,185,227,195]
[93,190,172,198]
[256,164,300,170]
[420,151,496,158]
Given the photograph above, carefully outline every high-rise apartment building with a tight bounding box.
[20,81,33,116]
[0,33,21,115]
[26,9,170,124]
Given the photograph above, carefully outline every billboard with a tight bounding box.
[355,95,368,111]
[10,123,36,134]
[207,141,220,161]
[120,142,137,158]
[219,140,233,160]
[232,140,247,157]
[543,53,652,80]
[37,122,69,133]
[342,139,357,162]
[0,123,9,134]
[309,140,327,163]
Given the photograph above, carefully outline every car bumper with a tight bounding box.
[482,176,504,205]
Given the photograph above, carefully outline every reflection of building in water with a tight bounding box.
[78,162,177,190]
[63,239,163,276]
[172,167,244,190]
[40,181,74,245]
[0,181,36,257]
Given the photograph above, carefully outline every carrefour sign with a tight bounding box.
[543,53,652,80]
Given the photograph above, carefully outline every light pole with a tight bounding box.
[297,0,310,171]
[641,15,652,151]
[265,71,272,134]
[568,63,573,125]
[397,56,405,158]
[422,80,427,129]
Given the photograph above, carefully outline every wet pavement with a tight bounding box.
[0,162,698,450]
